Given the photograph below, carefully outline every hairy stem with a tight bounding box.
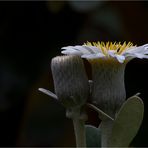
[99,119,114,147]
[67,107,86,148]
[73,117,86,147]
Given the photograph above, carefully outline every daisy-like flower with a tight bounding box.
[61,41,148,63]
[61,42,148,118]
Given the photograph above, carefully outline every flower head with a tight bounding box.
[61,41,148,117]
[61,41,148,63]
[89,59,126,118]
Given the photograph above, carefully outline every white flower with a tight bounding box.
[62,41,148,117]
[61,41,148,63]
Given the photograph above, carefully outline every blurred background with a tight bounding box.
[0,1,148,147]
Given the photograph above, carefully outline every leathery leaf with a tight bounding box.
[108,96,144,147]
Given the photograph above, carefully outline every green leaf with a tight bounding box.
[108,96,144,147]
[85,125,101,147]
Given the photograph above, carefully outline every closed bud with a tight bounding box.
[51,55,89,108]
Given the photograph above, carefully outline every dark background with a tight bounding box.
[0,1,148,147]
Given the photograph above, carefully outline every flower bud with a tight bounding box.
[90,59,126,118]
[51,55,89,108]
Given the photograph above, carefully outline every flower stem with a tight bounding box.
[73,117,86,147]
[66,107,86,148]
[99,119,114,147]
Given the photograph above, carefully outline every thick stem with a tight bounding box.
[67,107,86,148]
[99,119,114,147]
[73,117,86,147]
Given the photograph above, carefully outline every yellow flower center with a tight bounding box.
[84,41,136,55]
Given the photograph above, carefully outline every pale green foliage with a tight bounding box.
[108,96,144,147]
[85,96,144,147]
[85,125,101,147]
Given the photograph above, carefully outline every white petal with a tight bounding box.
[108,50,116,57]
[61,45,104,57]
[124,44,148,55]
[124,52,148,60]
[132,53,148,59]
[142,44,148,54]
[61,49,82,55]
[73,45,103,54]
[61,46,79,51]
[73,45,93,54]
[82,53,105,59]
[133,53,146,59]
[62,45,92,55]
[83,45,101,53]
[61,46,75,50]
[61,46,82,52]
[115,55,125,63]
[143,44,148,49]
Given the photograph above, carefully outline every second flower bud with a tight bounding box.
[51,55,89,108]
